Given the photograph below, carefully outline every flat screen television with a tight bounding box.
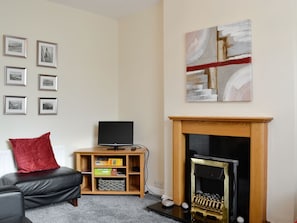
[98,121,134,150]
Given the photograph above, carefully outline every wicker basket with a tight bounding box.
[98,178,125,191]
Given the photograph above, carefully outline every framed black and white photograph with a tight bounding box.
[39,97,58,115]
[39,74,57,91]
[5,66,27,86]
[4,96,27,115]
[37,41,58,68]
[3,35,27,58]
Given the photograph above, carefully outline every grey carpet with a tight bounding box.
[25,194,179,223]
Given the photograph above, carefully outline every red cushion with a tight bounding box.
[9,132,60,173]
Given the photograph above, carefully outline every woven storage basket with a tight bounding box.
[98,178,125,191]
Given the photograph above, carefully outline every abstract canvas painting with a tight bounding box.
[185,20,252,102]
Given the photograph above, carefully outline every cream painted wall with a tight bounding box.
[163,0,297,222]
[0,0,119,167]
[118,2,164,194]
[0,0,165,197]
[1,0,297,222]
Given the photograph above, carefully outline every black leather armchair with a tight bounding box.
[0,185,31,223]
[1,167,82,209]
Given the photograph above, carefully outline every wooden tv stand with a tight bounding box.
[74,147,145,198]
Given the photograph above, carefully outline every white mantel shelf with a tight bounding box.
[168,116,273,223]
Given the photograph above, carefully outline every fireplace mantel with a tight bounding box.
[169,116,273,223]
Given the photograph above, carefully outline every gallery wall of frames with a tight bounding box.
[3,35,58,115]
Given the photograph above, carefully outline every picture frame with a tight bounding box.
[39,74,57,91]
[37,40,58,68]
[3,35,27,58]
[4,96,27,115]
[39,97,58,115]
[5,66,27,86]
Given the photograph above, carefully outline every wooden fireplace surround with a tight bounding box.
[169,116,273,223]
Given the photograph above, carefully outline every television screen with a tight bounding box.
[98,121,134,149]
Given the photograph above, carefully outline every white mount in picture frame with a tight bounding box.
[5,66,27,86]
[3,35,28,58]
[39,74,58,91]
[4,96,27,115]
[37,40,58,68]
[39,97,58,115]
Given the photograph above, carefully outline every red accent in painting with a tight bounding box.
[186,57,252,72]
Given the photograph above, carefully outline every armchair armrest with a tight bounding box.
[0,185,31,223]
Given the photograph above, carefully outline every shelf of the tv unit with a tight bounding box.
[74,146,145,198]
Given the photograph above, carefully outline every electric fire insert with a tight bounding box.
[191,155,238,223]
